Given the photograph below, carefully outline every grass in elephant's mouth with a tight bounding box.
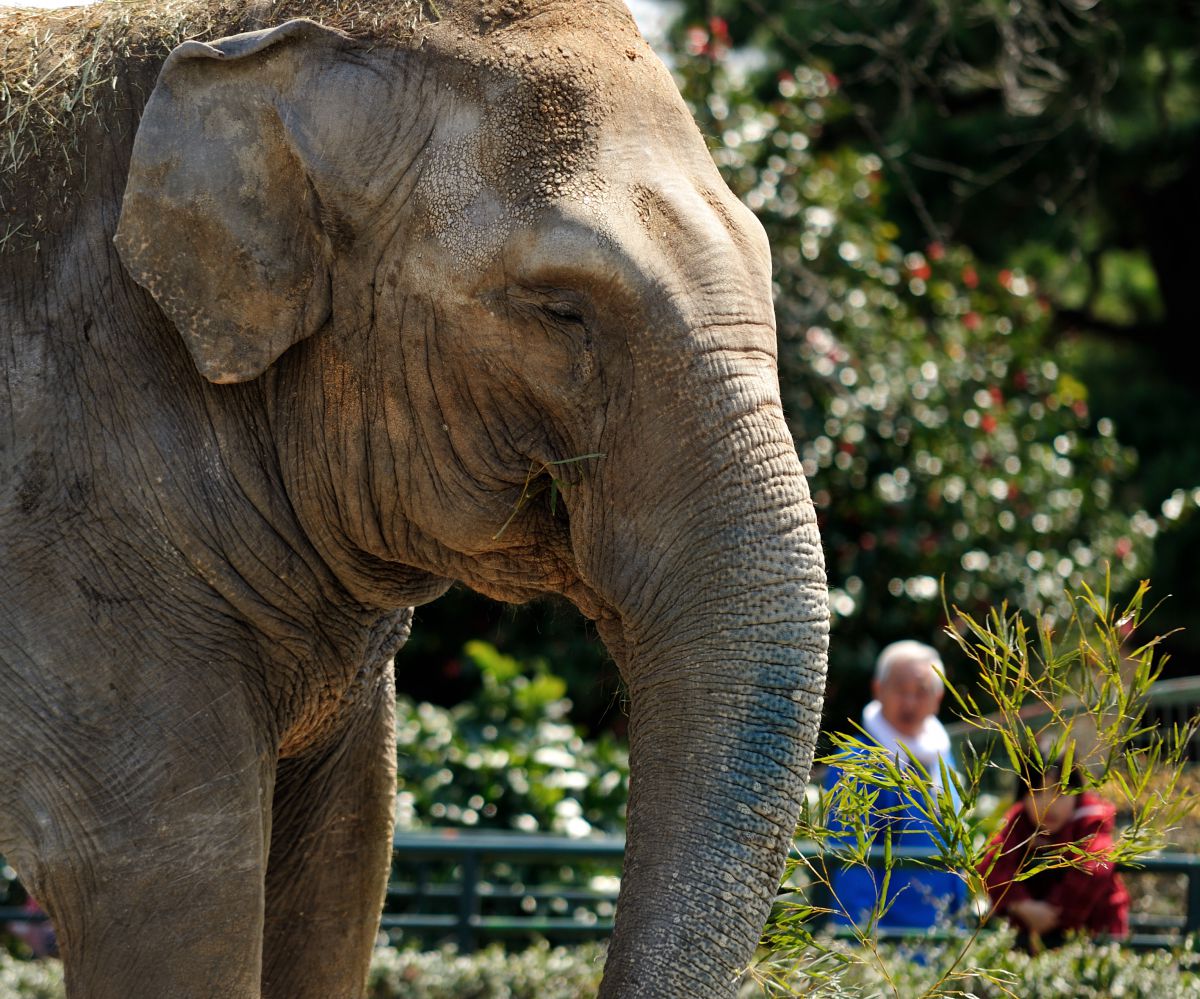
[493,453,604,540]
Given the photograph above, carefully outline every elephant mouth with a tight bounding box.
[501,460,625,629]
[494,462,572,544]
[538,469,573,538]
[472,461,583,593]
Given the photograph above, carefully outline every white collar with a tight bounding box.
[861,699,952,787]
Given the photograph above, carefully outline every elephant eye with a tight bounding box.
[543,300,586,325]
[505,284,590,330]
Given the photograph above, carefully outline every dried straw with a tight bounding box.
[1,0,432,240]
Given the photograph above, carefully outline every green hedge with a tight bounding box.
[367,942,605,998]
[0,944,608,999]
[745,929,1200,998]
[3,936,1197,999]
[0,954,62,999]
[395,641,628,837]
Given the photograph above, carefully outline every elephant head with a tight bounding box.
[115,3,829,993]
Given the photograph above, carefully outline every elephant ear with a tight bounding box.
[115,20,345,384]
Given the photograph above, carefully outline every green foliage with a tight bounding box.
[0,952,64,999]
[740,932,1200,999]
[395,587,621,737]
[1060,336,1200,658]
[752,580,1198,996]
[390,645,617,950]
[0,944,610,999]
[366,942,606,999]
[677,0,1200,277]
[2,937,1197,999]
[395,641,628,836]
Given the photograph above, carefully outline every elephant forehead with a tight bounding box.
[467,3,675,193]
[414,55,610,269]
[415,6,688,270]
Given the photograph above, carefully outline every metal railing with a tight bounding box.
[3,832,1199,954]
[387,831,1200,953]
[386,829,624,953]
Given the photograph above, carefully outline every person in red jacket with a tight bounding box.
[978,756,1129,952]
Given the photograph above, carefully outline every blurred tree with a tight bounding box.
[678,0,1200,361]
[676,0,1200,696]
[663,24,1198,730]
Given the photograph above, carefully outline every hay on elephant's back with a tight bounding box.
[0,0,432,240]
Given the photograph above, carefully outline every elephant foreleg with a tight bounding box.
[261,667,397,999]
[12,692,274,999]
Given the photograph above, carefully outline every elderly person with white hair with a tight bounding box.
[821,639,968,931]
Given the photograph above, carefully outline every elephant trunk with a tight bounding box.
[588,373,829,996]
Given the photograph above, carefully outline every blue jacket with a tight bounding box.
[821,745,967,930]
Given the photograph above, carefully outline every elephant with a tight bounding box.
[0,1,829,996]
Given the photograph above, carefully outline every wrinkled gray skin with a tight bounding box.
[0,2,828,996]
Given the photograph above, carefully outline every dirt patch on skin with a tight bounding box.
[405,0,682,272]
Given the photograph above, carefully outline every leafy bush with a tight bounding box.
[395,640,628,836]
[389,642,627,944]
[740,930,1200,999]
[367,941,605,999]
[0,944,609,999]
[752,579,1198,997]
[3,937,1196,999]
[0,952,63,999]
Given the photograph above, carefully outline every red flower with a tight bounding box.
[860,532,877,551]
[964,311,982,330]
[927,242,945,260]
[961,266,979,289]
[685,26,709,56]
[910,263,932,281]
[825,71,840,91]
[980,413,997,433]
[998,269,1013,289]
[989,385,1004,406]
[1115,537,1132,558]
[685,17,731,58]
[1013,370,1029,390]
